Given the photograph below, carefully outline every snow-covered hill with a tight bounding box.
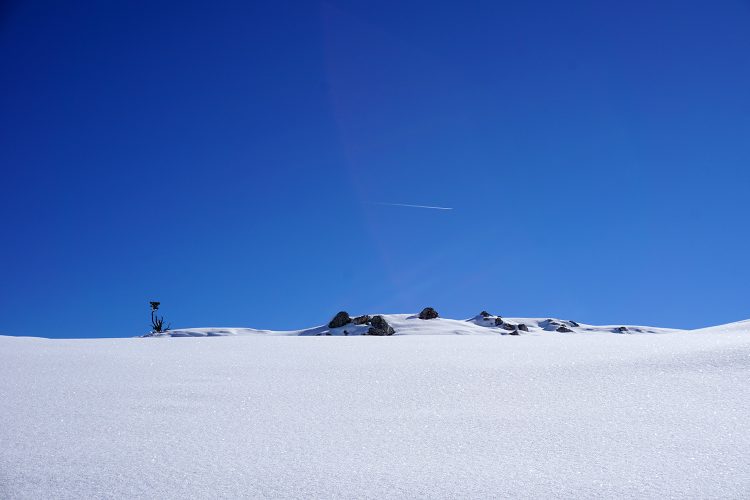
[153,311,727,337]
[1,317,749,498]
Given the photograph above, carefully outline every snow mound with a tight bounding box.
[691,318,750,334]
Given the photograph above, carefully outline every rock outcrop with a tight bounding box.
[556,325,573,333]
[367,315,395,336]
[328,311,352,329]
[418,307,439,320]
[517,323,529,332]
[352,315,371,325]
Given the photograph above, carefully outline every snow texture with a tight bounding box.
[1,318,749,498]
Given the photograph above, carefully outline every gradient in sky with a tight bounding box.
[2,1,749,338]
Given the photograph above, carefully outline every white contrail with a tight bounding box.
[372,202,453,211]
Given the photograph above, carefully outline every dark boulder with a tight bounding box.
[418,307,439,320]
[517,323,529,332]
[367,315,395,336]
[500,322,516,331]
[370,315,392,331]
[556,326,573,333]
[509,328,520,336]
[352,315,371,325]
[615,326,629,333]
[328,311,352,329]
[568,320,580,327]
[494,317,504,326]
[480,311,491,318]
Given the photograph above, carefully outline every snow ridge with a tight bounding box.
[152,312,745,338]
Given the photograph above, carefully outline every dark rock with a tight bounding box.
[494,317,504,326]
[568,320,580,327]
[615,326,629,333]
[500,322,516,331]
[343,330,349,336]
[556,326,573,333]
[370,315,392,331]
[517,323,529,332]
[509,329,520,336]
[418,307,439,320]
[367,315,395,336]
[328,311,352,329]
[352,315,371,325]
[541,319,564,331]
[480,311,491,318]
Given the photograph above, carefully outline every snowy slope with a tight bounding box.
[691,318,750,334]
[1,327,749,498]
[157,312,693,337]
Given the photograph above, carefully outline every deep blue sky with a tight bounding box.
[2,1,749,338]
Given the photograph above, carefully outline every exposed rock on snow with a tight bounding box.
[541,319,566,331]
[352,315,371,325]
[328,311,352,329]
[518,323,529,332]
[556,326,574,333]
[418,307,439,320]
[367,315,395,336]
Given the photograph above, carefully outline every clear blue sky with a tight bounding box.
[2,1,749,338]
